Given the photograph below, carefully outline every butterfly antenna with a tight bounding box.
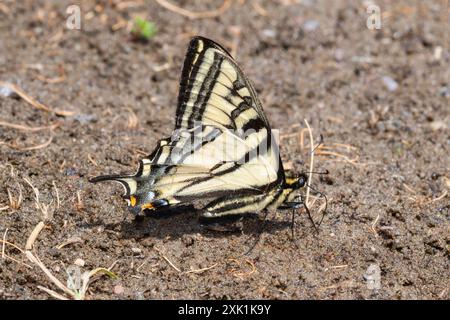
[244,210,270,256]
[311,134,324,154]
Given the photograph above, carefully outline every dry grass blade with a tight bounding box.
[55,236,83,249]
[0,205,9,211]
[78,268,118,300]
[155,0,231,19]
[87,154,98,166]
[25,221,45,250]
[371,213,380,237]
[23,177,54,220]
[423,190,447,205]
[229,259,257,279]
[7,184,22,210]
[1,135,54,151]
[315,150,360,164]
[184,263,218,274]
[0,239,25,253]
[3,253,33,268]
[35,66,66,84]
[304,119,314,207]
[0,81,74,116]
[126,107,138,129]
[25,250,76,298]
[116,0,144,10]
[0,121,60,132]
[37,286,69,300]
[154,246,181,272]
[23,218,116,300]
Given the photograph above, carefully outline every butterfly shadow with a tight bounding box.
[102,205,294,241]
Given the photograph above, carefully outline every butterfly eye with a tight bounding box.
[296,174,308,188]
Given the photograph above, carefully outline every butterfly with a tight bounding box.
[90,36,310,228]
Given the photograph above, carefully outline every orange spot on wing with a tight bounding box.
[130,196,137,206]
[141,203,155,210]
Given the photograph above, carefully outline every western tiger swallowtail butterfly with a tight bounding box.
[90,36,310,228]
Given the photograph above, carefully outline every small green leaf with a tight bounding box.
[131,17,157,41]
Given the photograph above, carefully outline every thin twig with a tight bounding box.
[184,263,218,274]
[155,0,231,19]
[315,150,360,165]
[4,253,33,268]
[55,236,83,250]
[0,121,60,132]
[154,246,181,272]
[371,213,380,237]
[424,190,447,205]
[0,81,74,116]
[231,259,257,279]
[0,239,25,253]
[1,135,54,151]
[87,154,98,166]
[35,67,66,84]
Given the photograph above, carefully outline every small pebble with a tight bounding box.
[439,86,449,97]
[382,76,398,92]
[135,291,145,300]
[433,46,442,61]
[131,247,142,255]
[0,86,18,98]
[114,285,124,295]
[64,167,78,176]
[303,20,319,32]
[73,114,97,124]
[429,121,447,131]
[334,49,344,62]
[261,29,276,38]
[74,258,85,267]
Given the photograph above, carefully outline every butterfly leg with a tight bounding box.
[278,199,319,234]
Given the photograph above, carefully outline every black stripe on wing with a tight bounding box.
[174,36,271,131]
[175,37,232,130]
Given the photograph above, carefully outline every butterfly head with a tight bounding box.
[284,173,307,190]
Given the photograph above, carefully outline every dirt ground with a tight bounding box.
[0,0,448,300]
